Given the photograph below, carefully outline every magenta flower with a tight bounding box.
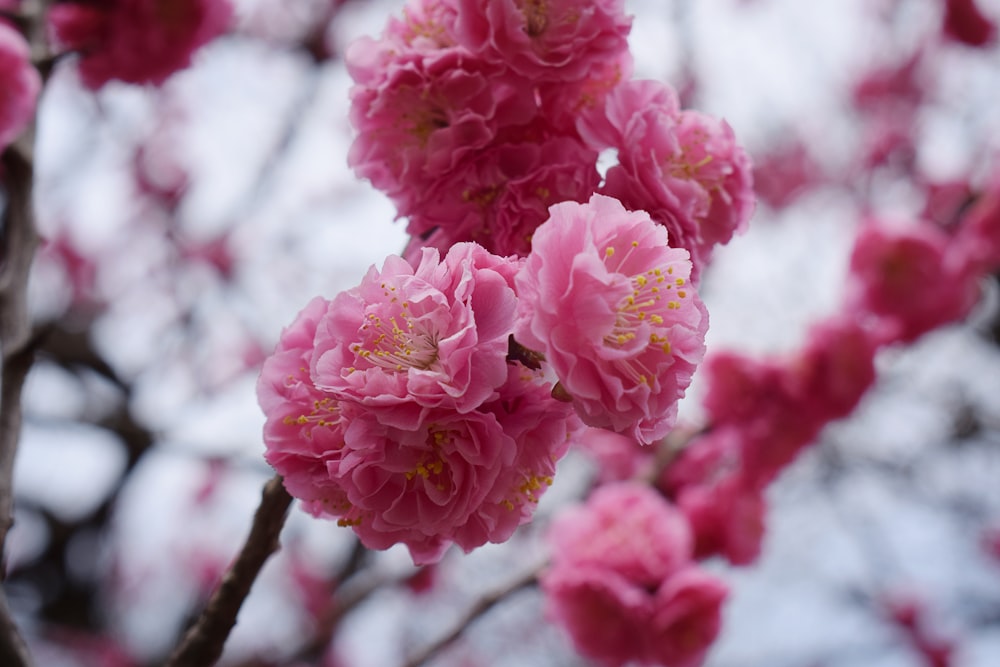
[311,243,520,429]
[580,80,754,276]
[347,37,537,220]
[515,194,708,444]
[303,362,577,564]
[406,129,601,256]
[0,20,40,151]
[47,0,233,88]
[848,220,980,344]
[542,483,727,666]
[943,0,997,47]
[454,0,632,82]
[660,428,767,565]
[321,407,517,564]
[257,297,352,509]
[547,483,692,586]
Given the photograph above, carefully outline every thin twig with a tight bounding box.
[165,475,293,667]
[402,566,542,667]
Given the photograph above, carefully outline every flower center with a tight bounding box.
[350,287,440,373]
[601,242,691,385]
[521,0,549,37]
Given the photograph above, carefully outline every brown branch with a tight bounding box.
[0,142,40,666]
[165,475,293,667]
[402,566,542,667]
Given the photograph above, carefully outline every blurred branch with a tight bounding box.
[402,566,541,667]
[165,475,292,667]
[0,144,40,666]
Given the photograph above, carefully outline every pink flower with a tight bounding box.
[310,244,519,429]
[0,20,40,150]
[320,407,518,563]
[752,138,823,210]
[580,80,755,277]
[538,50,633,134]
[406,127,601,257]
[943,0,997,47]
[454,0,632,82]
[793,316,878,421]
[347,38,536,217]
[306,362,577,564]
[543,566,652,666]
[515,194,708,444]
[646,568,729,667]
[47,0,233,88]
[661,428,767,565]
[848,219,980,344]
[257,297,352,509]
[542,483,727,666]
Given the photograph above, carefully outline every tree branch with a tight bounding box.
[0,142,40,666]
[165,475,293,667]
[402,566,541,667]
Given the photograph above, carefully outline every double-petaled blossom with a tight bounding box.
[346,0,607,257]
[579,80,755,277]
[405,127,600,256]
[311,243,519,429]
[542,483,728,667]
[47,0,233,88]
[259,245,578,564]
[454,0,632,82]
[346,32,537,222]
[0,20,40,151]
[515,194,708,444]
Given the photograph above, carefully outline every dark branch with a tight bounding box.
[0,143,40,667]
[165,475,293,667]
[402,566,541,667]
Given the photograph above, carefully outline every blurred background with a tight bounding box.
[7,0,1000,664]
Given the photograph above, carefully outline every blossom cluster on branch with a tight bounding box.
[257,0,753,662]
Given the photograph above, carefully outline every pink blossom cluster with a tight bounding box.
[541,483,727,667]
[0,18,39,151]
[656,176,1000,566]
[259,193,714,562]
[346,0,753,267]
[258,244,580,564]
[46,0,233,88]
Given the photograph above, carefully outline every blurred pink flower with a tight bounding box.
[542,483,727,666]
[548,483,692,586]
[406,127,600,256]
[660,428,767,566]
[454,0,632,82]
[575,427,653,483]
[0,20,40,150]
[646,568,729,667]
[848,220,980,344]
[515,194,708,444]
[47,0,233,88]
[311,243,519,430]
[943,0,997,47]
